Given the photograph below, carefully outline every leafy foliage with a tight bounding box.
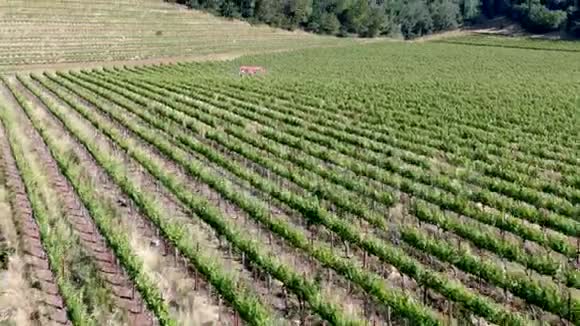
[180,0,579,38]
[399,0,434,37]
[514,3,567,32]
[568,7,580,35]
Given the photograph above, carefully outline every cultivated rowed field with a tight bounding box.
[0,0,351,72]
[1,36,579,325]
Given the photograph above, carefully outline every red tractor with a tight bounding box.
[239,66,266,76]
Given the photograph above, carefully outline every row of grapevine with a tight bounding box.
[116,70,579,225]
[155,67,580,198]
[21,74,279,324]
[3,33,578,326]
[160,73,580,215]
[81,68,580,321]
[33,72,387,326]
[153,62,580,168]
[0,109,72,325]
[46,71,449,325]
[16,75,187,325]
[56,70,530,325]
[94,67,580,295]
[115,73,575,259]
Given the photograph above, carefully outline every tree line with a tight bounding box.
[169,0,579,38]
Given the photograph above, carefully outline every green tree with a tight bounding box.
[461,0,480,21]
[320,11,341,33]
[204,0,221,11]
[362,6,388,36]
[344,0,370,33]
[568,6,580,36]
[481,0,494,16]
[399,0,433,38]
[285,0,313,27]
[220,0,240,17]
[255,0,281,23]
[515,3,567,32]
[238,0,255,17]
[430,0,461,31]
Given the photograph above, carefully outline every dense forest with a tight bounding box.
[171,0,580,38]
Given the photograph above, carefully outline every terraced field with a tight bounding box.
[1,36,579,325]
[0,0,351,72]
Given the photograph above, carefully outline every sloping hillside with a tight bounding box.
[0,0,349,71]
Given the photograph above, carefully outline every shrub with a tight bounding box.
[430,0,462,31]
[567,7,580,36]
[400,0,434,38]
[320,12,341,34]
[515,3,567,32]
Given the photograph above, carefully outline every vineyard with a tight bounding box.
[0,0,351,72]
[0,36,579,325]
